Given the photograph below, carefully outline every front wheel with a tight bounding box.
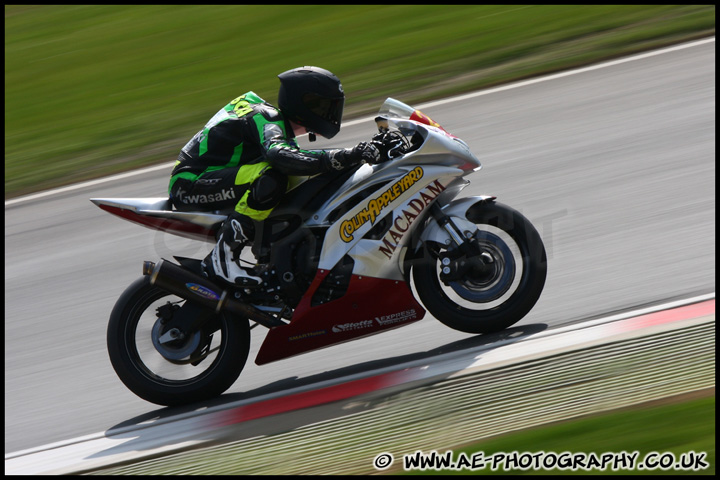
[413,201,547,334]
[107,276,250,406]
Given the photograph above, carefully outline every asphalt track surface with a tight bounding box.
[4,39,715,454]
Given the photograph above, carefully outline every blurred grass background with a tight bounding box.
[4,5,714,198]
[401,393,715,475]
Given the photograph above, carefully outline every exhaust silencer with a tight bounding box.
[143,259,285,328]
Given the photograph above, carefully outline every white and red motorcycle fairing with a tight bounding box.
[92,98,547,406]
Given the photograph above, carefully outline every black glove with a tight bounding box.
[371,131,409,163]
[326,142,380,170]
[349,141,381,164]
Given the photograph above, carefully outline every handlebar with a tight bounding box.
[371,130,412,163]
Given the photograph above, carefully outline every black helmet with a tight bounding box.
[277,66,345,139]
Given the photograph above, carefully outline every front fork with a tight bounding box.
[427,203,494,283]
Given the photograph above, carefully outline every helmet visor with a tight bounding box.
[303,93,344,126]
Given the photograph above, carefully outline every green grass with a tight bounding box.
[85,393,714,475]
[396,394,715,475]
[4,5,715,198]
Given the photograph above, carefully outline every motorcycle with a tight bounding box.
[92,97,547,406]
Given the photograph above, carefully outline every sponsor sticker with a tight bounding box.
[378,179,446,259]
[289,330,327,341]
[332,320,374,333]
[186,283,221,301]
[340,167,424,243]
[376,309,418,326]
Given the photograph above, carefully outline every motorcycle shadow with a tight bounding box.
[102,322,547,450]
[239,321,549,401]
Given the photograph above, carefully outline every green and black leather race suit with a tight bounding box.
[169,91,380,285]
[170,91,339,221]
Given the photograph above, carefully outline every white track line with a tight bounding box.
[5,37,714,208]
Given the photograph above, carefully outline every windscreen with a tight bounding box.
[378,98,447,132]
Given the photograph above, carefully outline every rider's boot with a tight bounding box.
[202,213,263,287]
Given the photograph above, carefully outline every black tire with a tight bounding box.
[413,201,547,334]
[107,276,250,406]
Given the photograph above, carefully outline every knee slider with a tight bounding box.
[248,169,287,211]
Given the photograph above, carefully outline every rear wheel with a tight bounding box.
[107,276,250,406]
[413,201,547,334]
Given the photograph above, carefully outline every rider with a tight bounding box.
[169,66,381,287]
